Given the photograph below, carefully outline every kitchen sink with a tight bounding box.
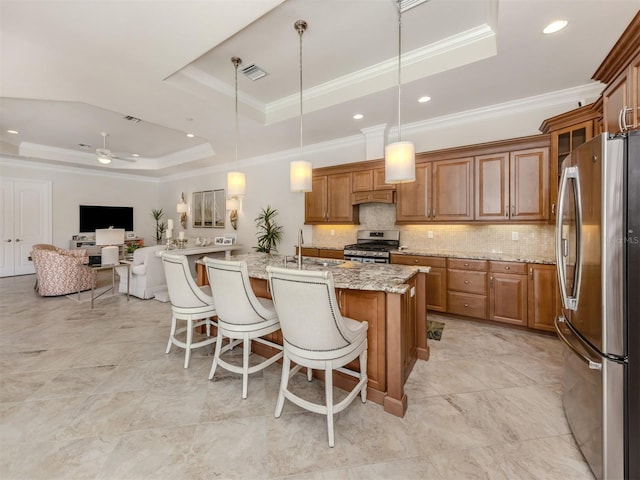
[284,256,345,267]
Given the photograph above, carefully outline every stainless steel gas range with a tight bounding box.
[343,230,399,264]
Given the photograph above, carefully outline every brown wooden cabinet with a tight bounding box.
[396,158,473,223]
[527,263,560,332]
[390,254,447,312]
[305,173,358,224]
[446,258,488,319]
[592,10,640,135]
[352,168,395,192]
[475,148,549,221]
[540,106,599,224]
[488,261,528,326]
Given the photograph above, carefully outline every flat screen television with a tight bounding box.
[79,205,134,233]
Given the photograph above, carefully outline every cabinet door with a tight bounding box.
[305,176,328,223]
[475,152,509,221]
[489,273,528,326]
[510,148,549,221]
[373,168,395,190]
[327,173,354,222]
[339,289,386,393]
[604,71,629,134]
[527,264,559,332]
[432,157,473,221]
[352,170,373,192]
[426,266,447,312]
[396,163,430,222]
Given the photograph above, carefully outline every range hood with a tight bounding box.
[351,191,395,205]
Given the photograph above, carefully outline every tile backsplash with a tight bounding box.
[312,203,555,260]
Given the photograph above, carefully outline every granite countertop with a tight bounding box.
[217,252,429,294]
[303,244,555,265]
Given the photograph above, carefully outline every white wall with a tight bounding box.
[0,160,160,248]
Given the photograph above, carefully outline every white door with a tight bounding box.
[0,179,52,277]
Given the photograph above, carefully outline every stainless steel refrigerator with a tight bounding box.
[555,131,639,480]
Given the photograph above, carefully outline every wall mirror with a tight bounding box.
[192,189,225,228]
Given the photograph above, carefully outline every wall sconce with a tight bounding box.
[177,192,188,228]
[227,197,239,230]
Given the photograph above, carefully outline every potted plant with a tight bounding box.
[254,206,283,254]
[151,208,166,245]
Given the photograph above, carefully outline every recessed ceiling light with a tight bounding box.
[186,133,195,138]
[418,96,431,103]
[543,20,568,34]
[353,114,364,120]
[98,157,111,165]
[7,129,18,134]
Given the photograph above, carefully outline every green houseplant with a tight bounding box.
[254,206,283,254]
[151,208,166,245]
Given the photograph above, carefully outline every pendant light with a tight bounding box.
[227,56,246,198]
[385,0,415,184]
[290,20,312,193]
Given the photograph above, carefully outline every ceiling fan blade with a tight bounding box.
[111,154,137,163]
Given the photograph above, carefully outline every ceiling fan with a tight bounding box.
[95,132,136,164]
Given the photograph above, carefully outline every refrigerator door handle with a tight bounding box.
[555,316,602,370]
[555,165,583,310]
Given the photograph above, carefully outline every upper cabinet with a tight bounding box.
[305,173,358,224]
[592,12,640,134]
[352,168,395,192]
[475,148,549,221]
[539,106,599,223]
[396,158,473,223]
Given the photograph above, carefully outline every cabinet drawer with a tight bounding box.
[448,270,487,294]
[448,292,487,319]
[489,261,527,274]
[300,247,319,257]
[448,258,488,271]
[391,254,446,268]
[320,249,344,259]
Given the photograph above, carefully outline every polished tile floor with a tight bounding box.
[0,273,594,479]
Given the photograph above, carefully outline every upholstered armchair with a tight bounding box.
[115,245,167,299]
[31,245,95,296]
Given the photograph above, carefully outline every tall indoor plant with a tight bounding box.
[254,206,283,254]
[151,208,166,245]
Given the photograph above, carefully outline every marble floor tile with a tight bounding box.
[0,274,594,480]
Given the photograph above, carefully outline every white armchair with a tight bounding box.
[116,245,167,299]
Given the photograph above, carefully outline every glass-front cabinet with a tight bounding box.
[539,105,600,224]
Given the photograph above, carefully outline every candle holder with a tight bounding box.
[165,238,175,251]
[177,239,188,249]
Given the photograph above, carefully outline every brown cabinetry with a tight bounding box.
[527,263,560,332]
[305,173,358,224]
[352,168,395,192]
[540,106,598,223]
[446,258,488,319]
[489,261,528,326]
[475,147,549,222]
[396,157,473,223]
[297,247,344,259]
[390,254,447,311]
[592,12,640,134]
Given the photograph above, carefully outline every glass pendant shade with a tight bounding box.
[227,171,246,197]
[290,160,312,192]
[385,141,416,183]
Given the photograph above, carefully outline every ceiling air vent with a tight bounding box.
[399,0,430,13]
[241,64,268,81]
[123,115,142,123]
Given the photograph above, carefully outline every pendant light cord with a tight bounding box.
[295,20,307,153]
[397,1,403,143]
[233,57,240,165]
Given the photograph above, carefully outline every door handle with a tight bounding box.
[555,316,602,370]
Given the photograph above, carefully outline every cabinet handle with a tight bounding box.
[505,205,509,218]
[620,106,635,131]
[432,207,436,218]
[529,267,533,279]
[511,205,515,216]
[338,290,343,309]
[5,239,11,242]
[463,263,469,267]
[619,106,627,132]
[505,266,510,270]
[490,276,494,287]
[464,280,469,284]
[551,203,556,216]
[464,303,469,307]
[15,238,21,242]
[414,259,419,264]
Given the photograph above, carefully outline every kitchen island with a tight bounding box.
[196,252,429,417]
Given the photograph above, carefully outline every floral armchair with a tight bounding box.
[31,245,95,296]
